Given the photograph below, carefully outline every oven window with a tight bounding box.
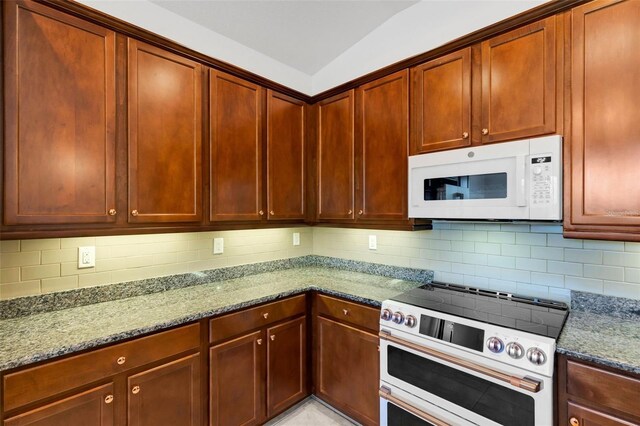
[388,346,534,426]
[423,173,507,201]
[388,403,434,426]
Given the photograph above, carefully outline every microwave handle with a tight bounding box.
[516,155,527,207]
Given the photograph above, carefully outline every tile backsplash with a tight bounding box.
[1,223,639,301]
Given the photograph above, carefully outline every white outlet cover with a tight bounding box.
[213,237,224,254]
[368,235,377,250]
[293,232,300,246]
[78,246,96,268]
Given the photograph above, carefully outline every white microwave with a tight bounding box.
[408,135,562,220]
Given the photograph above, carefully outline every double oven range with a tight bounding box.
[379,282,569,426]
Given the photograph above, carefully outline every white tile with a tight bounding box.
[487,255,516,269]
[531,246,564,261]
[451,263,475,275]
[603,281,640,299]
[0,252,40,268]
[548,287,572,303]
[625,242,640,252]
[515,233,547,246]
[488,232,515,244]
[462,252,487,265]
[500,224,530,232]
[438,251,463,263]
[462,230,488,242]
[435,271,464,285]
[464,275,489,287]
[21,239,60,251]
[474,223,501,231]
[423,260,452,273]
[474,243,501,255]
[0,268,20,284]
[500,268,530,283]
[515,258,546,272]
[583,264,624,281]
[516,283,549,298]
[0,241,20,253]
[530,224,563,234]
[603,251,640,267]
[0,281,41,299]
[488,279,518,294]
[547,234,583,248]
[531,272,564,288]
[564,249,603,264]
[21,264,60,280]
[431,221,451,230]
[440,230,463,241]
[475,265,502,278]
[565,276,603,293]
[547,261,583,277]
[451,241,475,253]
[427,240,452,251]
[500,244,530,258]
[450,223,475,230]
[583,240,625,251]
[626,268,640,284]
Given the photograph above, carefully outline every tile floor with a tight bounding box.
[265,398,357,426]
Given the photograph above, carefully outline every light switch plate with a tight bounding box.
[368,235,377,250]
[293,232,300,246]
[78,246,95,268]
[213,238,224,254]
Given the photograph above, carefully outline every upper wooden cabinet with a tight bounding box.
[3,0,116,225]
[266,91,306,221]
[316,91,356,221]
[480,16,558,144]
[564,0,640,241]
[209,70,264,222]
[411,49,472,154]
[357,70,409,221]
[128,39,203,223]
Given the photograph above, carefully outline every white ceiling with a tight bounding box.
[76,0,547,95]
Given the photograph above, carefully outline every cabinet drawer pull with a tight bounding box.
[270,335,275,341]
[116,356,126,365]
[569,417,579,426]
[259,210,264,216]
[343,309,349,316]
[462,132,469,139]
[257,339,263,345]
[131,385,140,395]
[263,313,269,319]
[481,128,489,135]
[131,209,139,216]
[358,210,363,215]
[104,395,114,404]
[347,209,353,215]
[108,209,117,216]
[269,210,275,216]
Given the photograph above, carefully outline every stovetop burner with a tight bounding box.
[390,281,569,339]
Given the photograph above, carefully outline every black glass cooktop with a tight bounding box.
[390,282,569,339]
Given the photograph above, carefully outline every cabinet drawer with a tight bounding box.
[3,323,199,412]
[566,360,640,419]
[316,294,380,332]
[209,295,306,343]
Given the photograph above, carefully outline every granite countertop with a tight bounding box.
[557,292,640,375]
[0,266,423,372]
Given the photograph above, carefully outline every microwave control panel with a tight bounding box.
[530,155,553,205]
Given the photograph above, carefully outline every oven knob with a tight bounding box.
[486,337,504,353]
[404,315,417,328]
[380,309,393,321]
[392,312,405,324]
[526,348,547,366]
[505,342,524,359]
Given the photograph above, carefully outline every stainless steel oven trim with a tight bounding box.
[379,330,541,393]
[379,386,451,426]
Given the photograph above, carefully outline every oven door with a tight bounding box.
[379,328,552,426]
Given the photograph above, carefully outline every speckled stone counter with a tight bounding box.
[557,291,640,375]
[0,265,426,372]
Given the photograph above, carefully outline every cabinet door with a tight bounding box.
[210,331,265,426]
[210,70,264,222]
[411,48,471,153]
[3,383,114,426]
[266,316,307,417]
[357,70,409,221]
[266,91,305,220]
[317,91,355,221]
[567,401,637,426]
[565,0,640,240]
[3,0,116,225]
[127,354,200,426]
[481,16,557,143]
[128,39,203,223]
[316,317,379,426]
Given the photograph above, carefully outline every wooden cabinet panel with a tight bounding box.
[316,294,380,333]
[127,39,202,223]
[317,91,355,221]
[567,401,637,426]
[210,70,264,222]
[481,16,557,143]
[266,317,307,417]
[357,70,409,221]
[3,0,116,225]
[3,383,114,426]
[267,91,306,220]
[128,354,200,426]
[565,0,640,240]
[315,316,379,426]
[411,48,472,154]
[209,331,265,426]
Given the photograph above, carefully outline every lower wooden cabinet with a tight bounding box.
[566,401,637,426]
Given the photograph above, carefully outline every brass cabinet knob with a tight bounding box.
[116,356,126,365]
[358,210,363,215]
[343,309,349,316]
[270,335,276,341]
[269,210,275,216]
[131,210,139,216]
[462,132,469,139]
[482,128,489,135]
[259,210,264,216]
[263,313,269,319]
[108,209,117,216]
[348,209,353,215]
[257,339,263,345]
[104,395,114,404]
[131,385,140,395]
[569,417,579,426]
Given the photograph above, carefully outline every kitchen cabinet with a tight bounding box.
[209,70,264,222]
[266,91,306,220]
[128,39,203,223]
[564,0,640,242]
[314,294,380,426]
[3,0,117,225]
[411,48,472,154]
[208,295,308,425]
[557,355,640,426]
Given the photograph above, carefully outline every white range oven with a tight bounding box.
[408,135,562,221]
[379,283,569,426]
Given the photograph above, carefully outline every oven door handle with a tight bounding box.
[379,331,541,393]
[380,386,451,426]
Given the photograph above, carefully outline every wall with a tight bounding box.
[0,227,312,300]
[314,224,640,302]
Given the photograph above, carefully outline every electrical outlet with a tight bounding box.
[368,235,377,250]
[78,246,95,268]
[293,232,300,246]
[213,238,224,254]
